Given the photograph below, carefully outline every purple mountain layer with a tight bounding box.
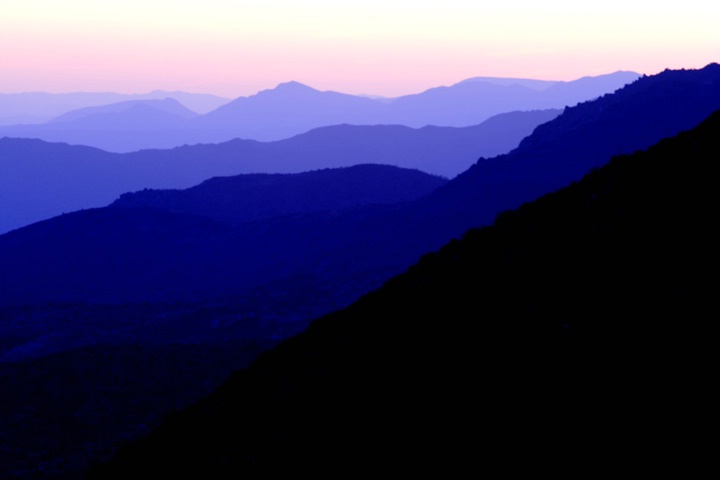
[0,72,638,150]
[0,90,230,125]
[0,109,559,234]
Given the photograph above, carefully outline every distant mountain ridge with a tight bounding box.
[0,90,230,125]
[0,109,559,234]
[0,71,638,150]
[457,71,639,91]
[47,98,199,124]
[380,71,640,128]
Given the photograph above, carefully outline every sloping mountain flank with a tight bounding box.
[88,106,719,480]
[415,63,720,237]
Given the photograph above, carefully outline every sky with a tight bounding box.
[1,0,718,98]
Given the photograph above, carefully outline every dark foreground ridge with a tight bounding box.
[87,107,719,477]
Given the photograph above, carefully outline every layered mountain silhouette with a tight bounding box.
[0,64,717,480]
[418,64,720,235]
[0,99,204,153]
[0,109,558,234]
[88,101,719,480]
[198,71,639,140]
[0,164,448,307]
[378,70,639,127]
[1,64,716,307]
[46,98,200,124]
[0,90,230,125]
[0,71,638,151]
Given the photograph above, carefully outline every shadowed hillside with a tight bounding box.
[110,164,447,225]
[0,163,446,308]
[87,107,718,479]
[0,341,272,479]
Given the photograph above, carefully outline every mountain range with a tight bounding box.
[46,98,200,125]
[0,71,639,151]
[0,108,559,234]
[1,65,715,307]
[0,63,717,479]
[0,90,230,125]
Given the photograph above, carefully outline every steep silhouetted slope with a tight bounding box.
[88,108,719,479]
[413,63,720,238]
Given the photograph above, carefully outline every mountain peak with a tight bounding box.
[272,81,318,93]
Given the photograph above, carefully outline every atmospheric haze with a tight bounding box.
[1,1,717,97]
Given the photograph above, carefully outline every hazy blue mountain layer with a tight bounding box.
[0,90,230,125]
[0,109,558,234]
[0,71,637,150]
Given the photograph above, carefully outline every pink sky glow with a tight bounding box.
[1,1,718,98]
